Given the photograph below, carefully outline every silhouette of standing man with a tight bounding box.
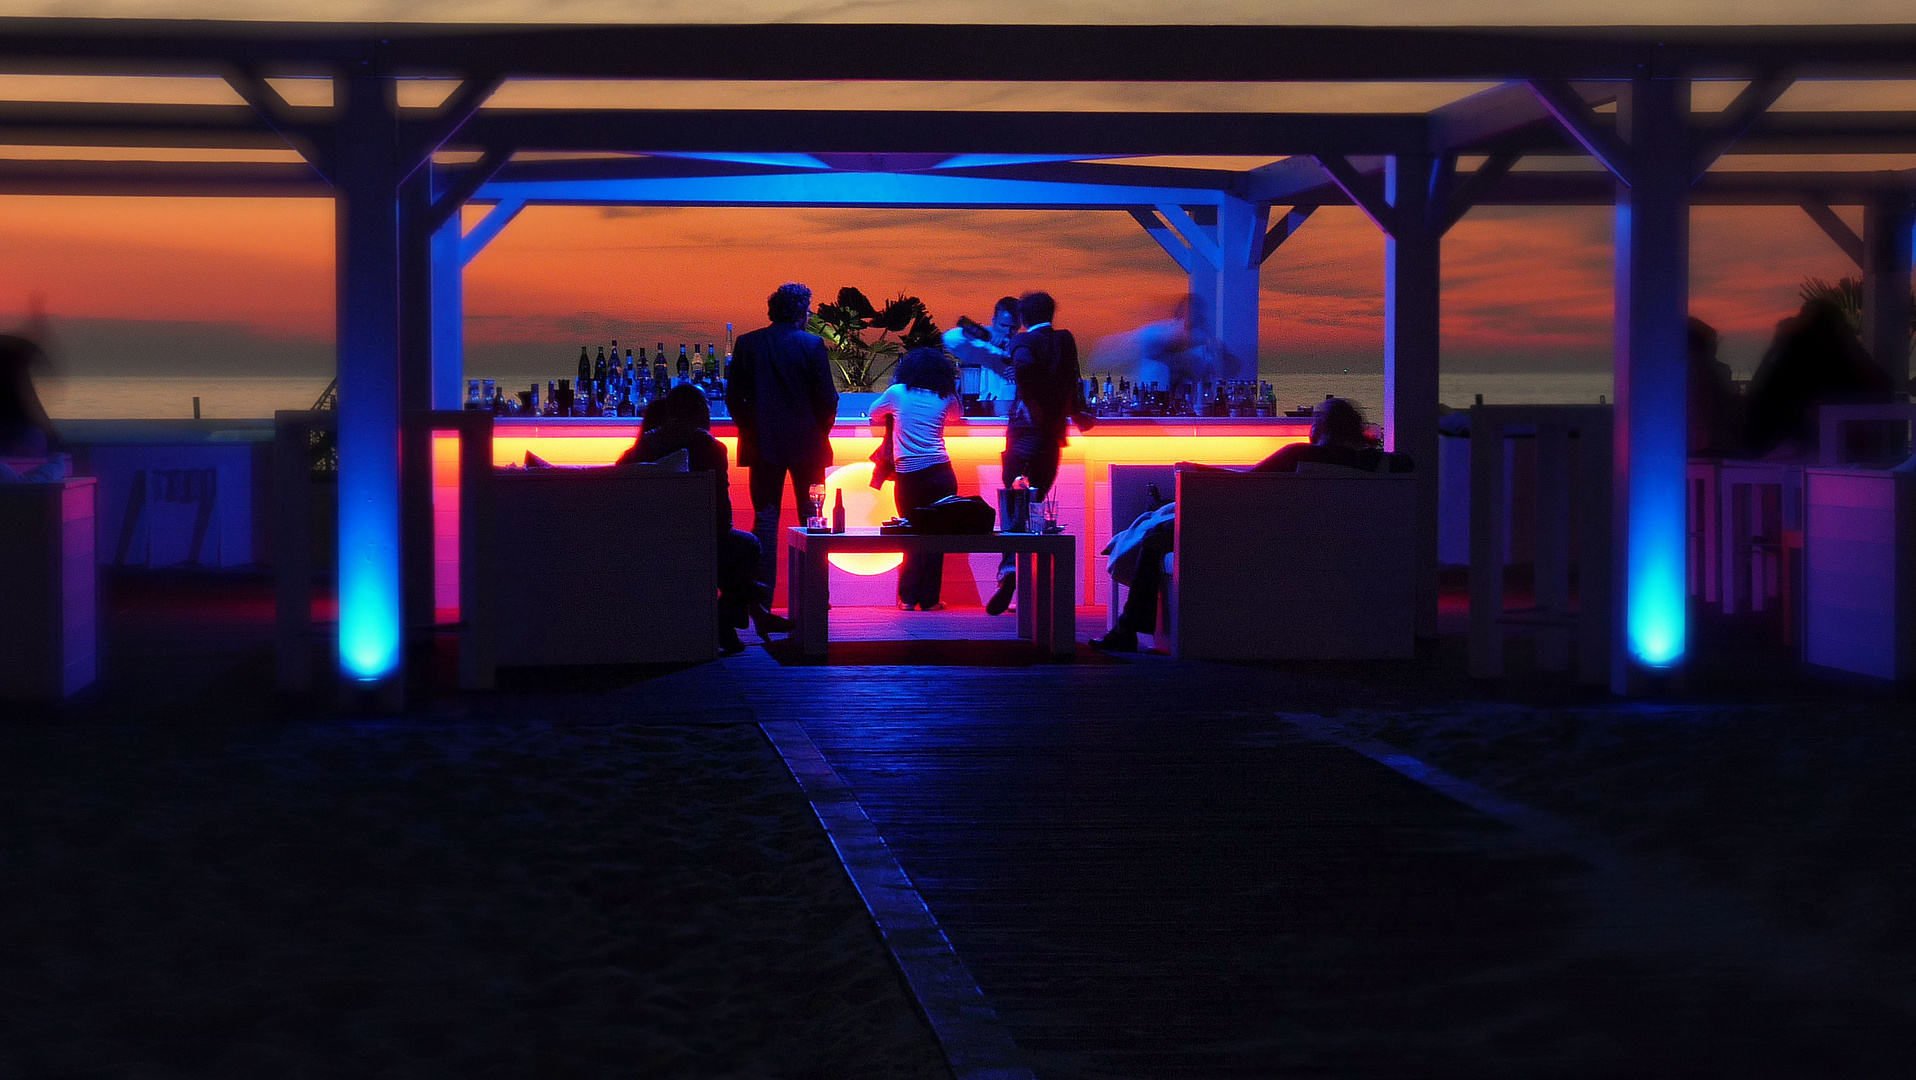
[727,282,839,619]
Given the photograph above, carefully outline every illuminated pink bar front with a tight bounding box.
[434,417,1310,611]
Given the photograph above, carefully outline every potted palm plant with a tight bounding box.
[809,287,945,413]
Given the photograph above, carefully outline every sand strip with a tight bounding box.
[761,719,1033,1080]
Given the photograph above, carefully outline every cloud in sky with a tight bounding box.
[0,191,1865,380]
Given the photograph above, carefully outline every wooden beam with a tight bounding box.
[426,146,513,232]
[1526,78,1632,182]
[1314,154,1399,237]
[1156,203,1221,267]
[1128,208,1194,275]
[1800,199,1866,268]
[9,20,1916,82]
[455,109,1427,158]
[1692,75,1795,179]
[460,197,525,266]
[1258,205,1316,264]
[225,67,330,182]
[402,73,503,177]
[1440,151,1522,233]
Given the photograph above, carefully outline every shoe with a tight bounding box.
[919,601,947,612]
[719,626,746,656]
[1089,628,1139,652]
[898,601,917,611]
[752,607,793,639]
[984,574,1016,616]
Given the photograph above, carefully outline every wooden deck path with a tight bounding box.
[703,607,1910,1079]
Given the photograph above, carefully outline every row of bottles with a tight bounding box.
[1081,375,1280,418]
[466,330,736,418]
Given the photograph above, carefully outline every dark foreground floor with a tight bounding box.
[5,570,1915,1078]
[0,574,949,1080]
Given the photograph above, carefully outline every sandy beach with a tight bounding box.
[0,574,951,1079]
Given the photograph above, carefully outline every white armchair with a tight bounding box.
[1168,468,1417,660]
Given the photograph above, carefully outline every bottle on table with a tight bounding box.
[831,489,846,534]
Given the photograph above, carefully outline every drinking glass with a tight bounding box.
[807,483,827,528]
[1042,495,1060,533]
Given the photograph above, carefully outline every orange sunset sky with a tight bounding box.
[0,2,1906,386]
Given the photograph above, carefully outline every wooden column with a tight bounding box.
[399,165,436,634]
[1384,154,1444,640]
[1861,191,1915,391]
[1612,78,1693,690]
[332,72,405,700]
[1215,195,1263,380]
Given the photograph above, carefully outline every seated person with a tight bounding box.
[869,347,964,610]
[1091,397,1409,652]
[617,385,773,654]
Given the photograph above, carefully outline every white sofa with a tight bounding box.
[489,466,718,666]
[1107,464,1417,660]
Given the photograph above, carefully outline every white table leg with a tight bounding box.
[1031,551,1053,649]
[801,544,831,656]
[1049,545,1076,656]
[1016,551,1035,640]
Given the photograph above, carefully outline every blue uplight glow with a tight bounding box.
[1621,252,1689,671]
[336,365,402,684]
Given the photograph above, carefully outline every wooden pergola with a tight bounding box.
[5,18,1914,692]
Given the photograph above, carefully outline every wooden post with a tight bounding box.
[400,166,436,634]
[1612,78,1692,691]
[332,72,405,704]
[1861,192,1915,392]
[1385,154,1444,641]
[1215,195,1262,380]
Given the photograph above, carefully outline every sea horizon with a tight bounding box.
[39,371,1619,422]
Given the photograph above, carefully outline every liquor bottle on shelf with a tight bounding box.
[544,380,558,416]
[623,348,635,384]
[690,346,705,384]
[831,489,846,534]
[576,346,591,385]
[481,378,496,412]
[557,378,574,417]
[527,382,541,416]
[465,379,482,410]
[653,344,668,396]
[706,344,719,383]
[609,343,623,381]
[677,344,690,383]
[595,345,608,383]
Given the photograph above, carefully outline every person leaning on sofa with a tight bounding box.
[617,384,770,656]
[1089,396,1411,652]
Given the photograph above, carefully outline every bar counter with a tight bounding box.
[447,415,1311,609]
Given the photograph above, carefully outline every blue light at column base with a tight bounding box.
[340,576,401,681]
[1625,436,1688,670]
[336,386,402,684]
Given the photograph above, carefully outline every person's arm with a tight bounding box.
[867,387,898,424]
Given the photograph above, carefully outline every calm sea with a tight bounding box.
[38,372,1616,421]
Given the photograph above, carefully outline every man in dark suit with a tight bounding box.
[727,282,839,606]
[982,291,1082,616]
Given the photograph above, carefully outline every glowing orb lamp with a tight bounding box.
[821,462,902,575]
